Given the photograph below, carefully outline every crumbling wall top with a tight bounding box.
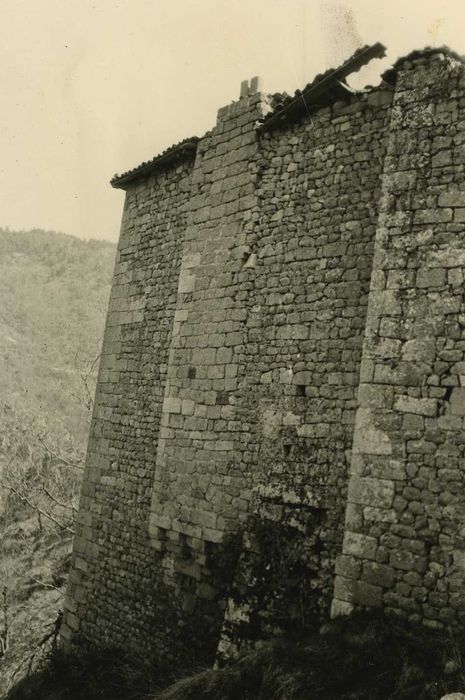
[110,43,465,192]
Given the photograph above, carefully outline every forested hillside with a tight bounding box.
[0,228,116,441]
[0,228,116,695]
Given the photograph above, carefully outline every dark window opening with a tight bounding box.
[283,443,293,458]
[216,391,229,405]
[180,533,192,560]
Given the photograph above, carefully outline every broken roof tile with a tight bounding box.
[257,42,387,132]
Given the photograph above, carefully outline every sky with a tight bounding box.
[1,0,464,243]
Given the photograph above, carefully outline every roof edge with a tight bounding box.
[111,137,199,190]
[111,44,465,190]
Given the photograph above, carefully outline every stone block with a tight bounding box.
[74,557,88,573]
[374,362,424,387]
[240,79,249,97]
[343,531,378,560]
[348,476,395,509]
[60,623,73,643]
[279,368,293,384]
[330,597,354,618]
[438,191,465,207]
[367,90,393,107]
[395,395,438,417]
[450,389,465,416]
[390,550,427,574]
[447,267,463,287]
[344,502,363,530]
[452,550,465,570]
[64,596,78,614]
[181,252,201,269]
[352,580,383,607]
[178,272,196,294]
[358,383,394,409]
[414,208,452,224]
[438,415,462,431]
[384,170,416,194]
[362,562,395,588]
[297,423,330,438]
[359,359,374,383]
[335,554,362,579]
[163,397,182,414]
[276,324,309,340]
[369,290,402,316]
[427,247,465,268]
[181,399,195,416]
[416,268,446,288]
[333,575,355,603]
[282,411,301,426]
[363,506,397,522]
[293,371,312,385]
[352,408,392,455]
[432,151,453,168]
[401,337,435,362]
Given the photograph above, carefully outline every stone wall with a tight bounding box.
[149,90,268,548]
[63,48,465,662]
[333,53,465,627]
[61,157,195,656]
[220,85,393,647]
[145,89,272,650]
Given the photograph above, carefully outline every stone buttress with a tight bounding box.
[333,52,465,628]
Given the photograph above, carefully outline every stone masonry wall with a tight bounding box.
[61,158,195,654]
[333,53,465,628]
[64,50,465,662]
[219,86,393,648]
[146,90,271,630]
[149,90,269,553]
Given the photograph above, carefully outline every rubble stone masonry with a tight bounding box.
[333,53,465,628]
[63,49,465,660]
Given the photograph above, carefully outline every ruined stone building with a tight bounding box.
[62,43,465,661]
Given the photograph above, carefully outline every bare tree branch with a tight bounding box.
[37,435,83,471]
[26,575,62,593]
[1,482,74,534]
[41,485,78,513]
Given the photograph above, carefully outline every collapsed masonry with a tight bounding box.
[62,43,465,662]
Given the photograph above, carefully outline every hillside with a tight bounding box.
[0,228,116,441]
[0,228,116,695]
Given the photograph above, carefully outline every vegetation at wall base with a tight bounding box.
[5,611,465,700]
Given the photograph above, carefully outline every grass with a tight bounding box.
[5,611,465,700]
[4,644,176,700]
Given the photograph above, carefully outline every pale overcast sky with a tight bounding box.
[1,0,463,242]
